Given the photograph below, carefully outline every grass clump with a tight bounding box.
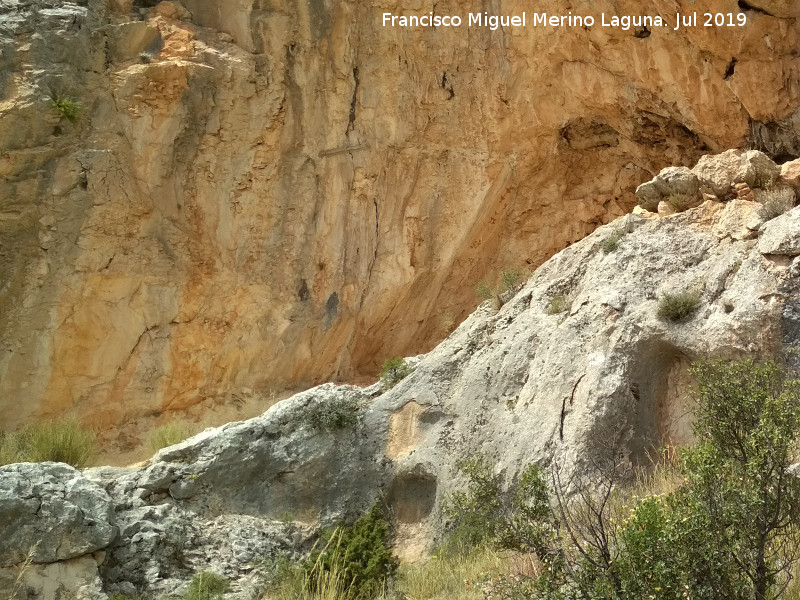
[50,93,82,123]
[0,420,96,467]
[183,571,228,600]
[380,357,412,389]
[545,293,571,315]
[666,192,699,212]
[657,289,702,322]
[758,187,796,220]
[305,396,361,432]
[149,420,197,452]
[600,229,624,254]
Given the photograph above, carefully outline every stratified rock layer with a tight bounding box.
[2,0,799,431]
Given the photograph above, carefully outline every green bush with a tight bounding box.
[50,94,82,123]
[0,420,96,467]
[601,230,623,254]
[442,359,800,600]
[657,289,701,322]
[149,420,196,452]
[380,357,412,389]
[305,505,398,600]
[305,396,361,432]
[183,571,228,600]
[500,269,522,294]
[475,281,494,303]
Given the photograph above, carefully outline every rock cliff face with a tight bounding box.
[2,151,797,599]
[1,0,799,433]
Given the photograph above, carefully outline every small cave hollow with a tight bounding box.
[387,470,437,524]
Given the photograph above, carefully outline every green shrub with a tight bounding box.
[380,357,412,389]
[183,571,228,600]
[500,269,522,294]
[442,359,800,600]
[305,396,361,432]
[545,293,571,315]
[138,51,152,63]
[475,281,494,303]
[0,420,96,467]
[50,94,82,123]
[149,420,196,452]
[657,289,701,322]
[601,230,623,254]
[305,505,398,600]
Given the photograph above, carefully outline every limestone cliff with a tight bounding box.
[1,150,798,600]
[1,0,799,435]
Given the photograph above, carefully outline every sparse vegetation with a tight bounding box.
[600,229,624,254]
[442,358,800,600]
[440,312,457,334]
[49,93,82,123]
[149,420,197,452]
[138,51,152,63]
[758,187,796,220]
[666,192,699,212]
[545,293,571,315]
[380,357,412,389]
[475,267,526,308]
[183,571,228,600]
[657,289,702,322]
[0,420,95,467]
[305,396,361,432]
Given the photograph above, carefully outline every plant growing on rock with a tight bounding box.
[546,293,571,315]
[304,505,398,600]
[657,289,701,322]
[667,192,699,212]
[380,357,412,389]
[305,396,361,432]
[49,92,82,123]
[601,229,624,254]
[475,268,525,308]
[184,571,228,600]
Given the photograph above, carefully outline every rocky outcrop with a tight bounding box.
[0,463,115,600]
[3,152,794,598]
[1,0,799,436]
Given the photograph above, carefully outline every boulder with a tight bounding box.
[693,149,780,197]
[0,463,116,568]
[781,159,800,192]
[635,166,700,211]
[758,208,800,256]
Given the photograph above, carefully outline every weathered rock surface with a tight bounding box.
[35,186,788,598]
[0,463,116,567]
[2,0,800,437]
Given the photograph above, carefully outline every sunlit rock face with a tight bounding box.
[1,0,798,432]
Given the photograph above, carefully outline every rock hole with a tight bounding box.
[387,470,437,524]
[723,58,738,80]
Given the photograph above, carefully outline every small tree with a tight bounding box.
[380,358,412,389]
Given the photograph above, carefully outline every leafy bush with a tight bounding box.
[50,94,82,123]
[0,420,96,467]
[475,281,494,303]
[149,420,196,452]
[545,293,571,315]
[380,357,412,389]
[442,359,800,600]
[305,396,361,432]
[758,187,796,220]
[657,289,701,322]
[183,571,228,600]
[500,269,522,294]
[305,505,398,600]
[475,268,525,307]
[601,230,623,254]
